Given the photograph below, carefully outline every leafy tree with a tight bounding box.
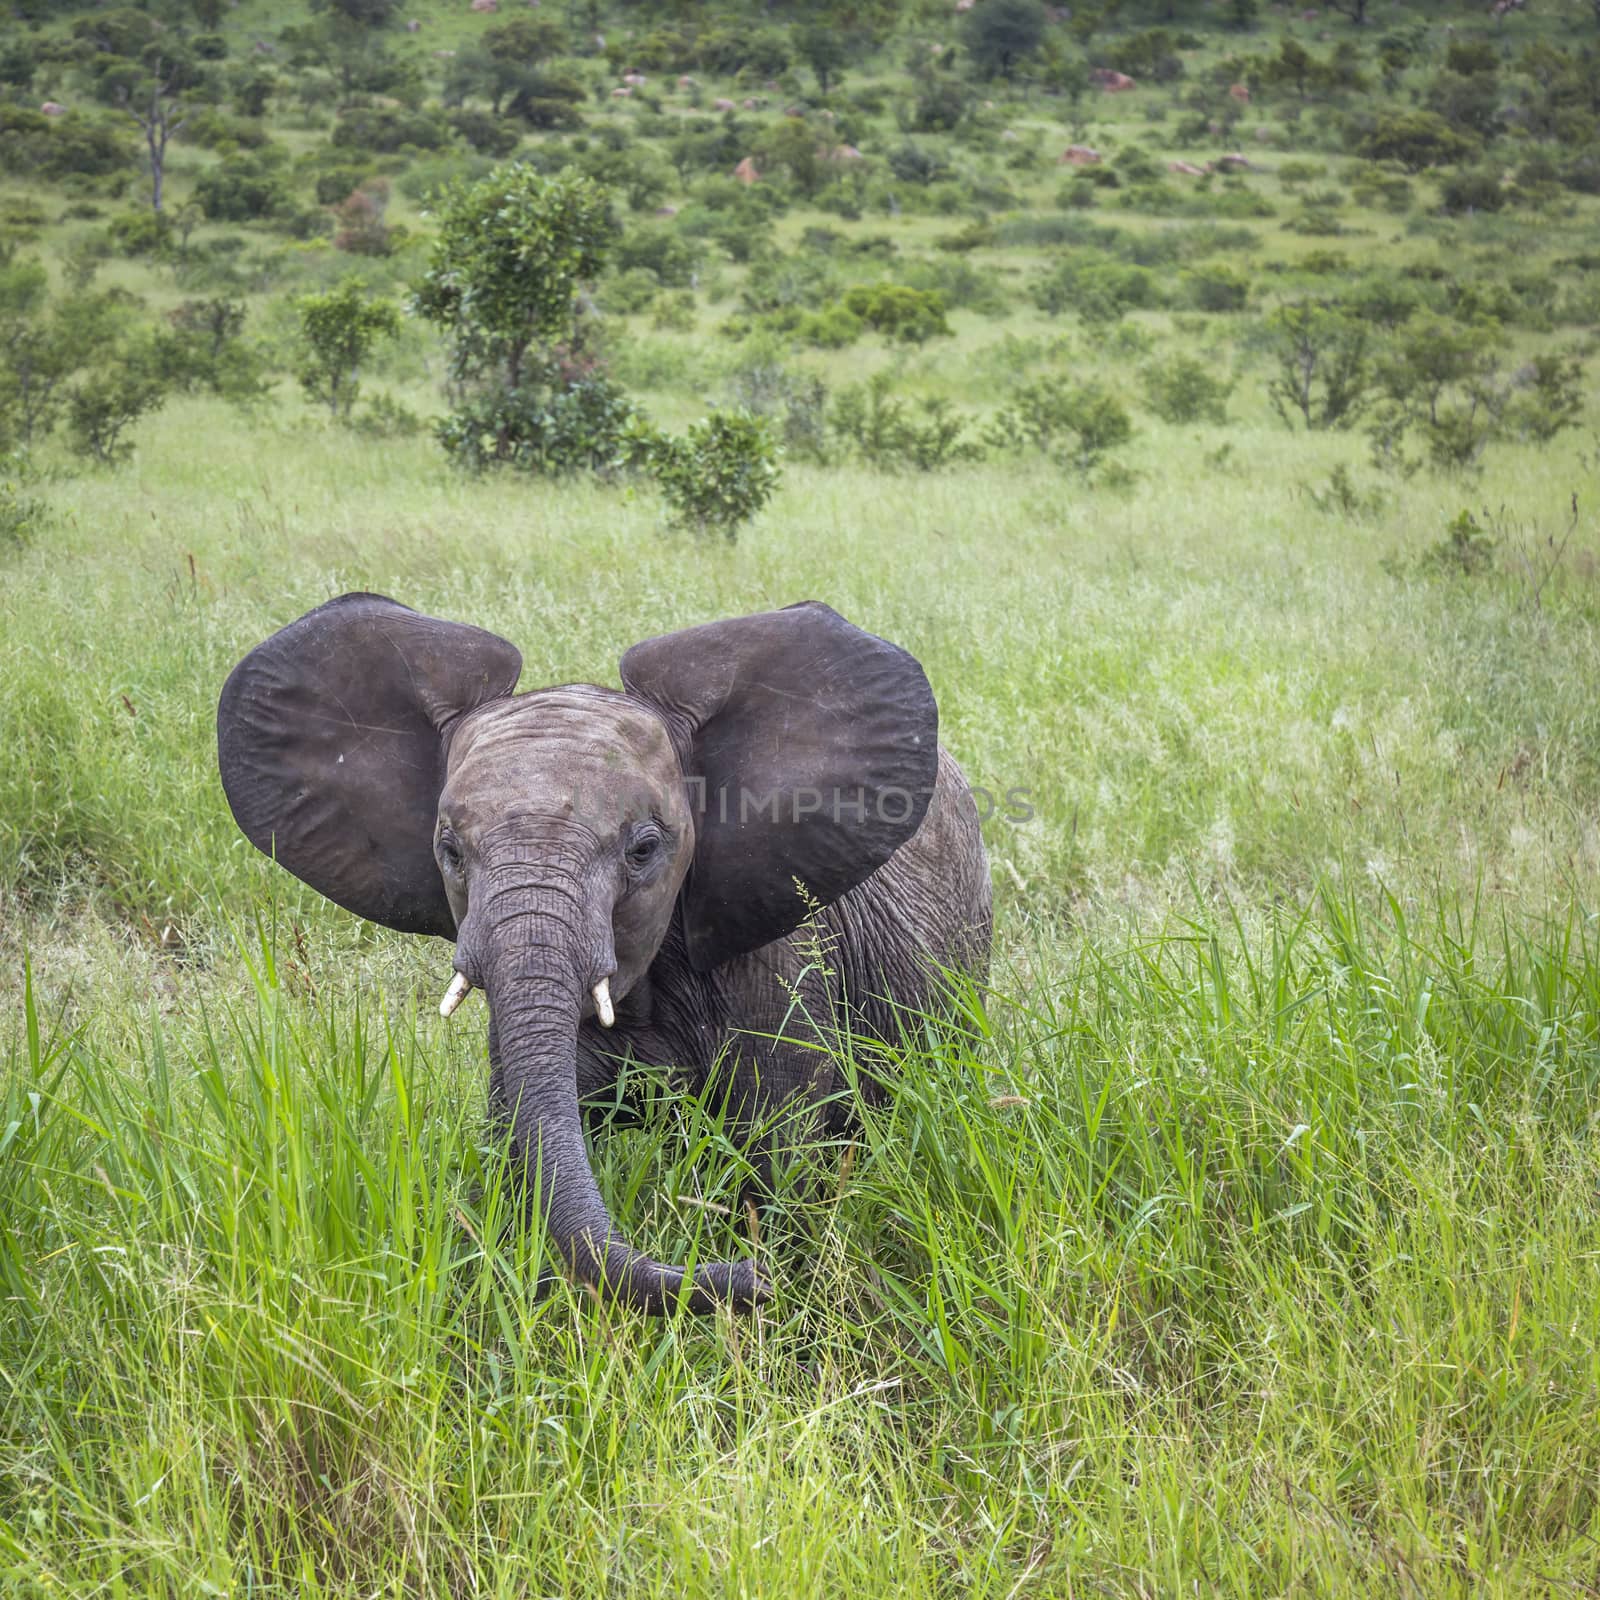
[1140,353,1233,423]
[114,58,189,213]
[294,280,401,421]
[310,0,397,24]
[1266,301,1373,430]
[1355,110,1475,171]
[67,343,170,466]
[414,165,615,394]
[963,0,1048,82]
[795,22,850,93]
[413,164,627,472]
[643,410,783,539]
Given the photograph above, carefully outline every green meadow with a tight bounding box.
[3,1,1600,1593]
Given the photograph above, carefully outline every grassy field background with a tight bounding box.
[4,0,1600,1594]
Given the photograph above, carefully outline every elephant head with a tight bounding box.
[217,593,938,1313]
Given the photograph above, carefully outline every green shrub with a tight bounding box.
[986,375,1134,471]
[1438,167,1506,215]
[66,344,169,466]
[294,280,401,421]
[1355,111,1475,172]
[438,366,641,476]
[797,303,863,349]
[1140,353,1234,424]
[831,374,985,472]
[1182,263,1250,313]
[839,284,952,344]
[643,410,781,539]
[194,150,291,222]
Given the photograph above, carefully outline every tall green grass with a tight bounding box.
[3,890,1598,1595]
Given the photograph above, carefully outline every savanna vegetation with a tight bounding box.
[3,0,1600,1593]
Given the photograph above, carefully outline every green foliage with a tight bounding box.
[839,284,952,344]
[1141,353,1234,424]
[0,463,48,552]
[986,375,1134,471]
[1355,110,1476,172]
[642,409,782,539]
[831,373,986,471]
[1423,507,1497,575]
[294,279,401,421]
[794,22,850,94]
[1265,301,1373,431]
[436,366,640,476]
[1033,252,1161,322]
[193,149,292,221]
[964,0,1048,82]
[413,164,617,394]
[65,338,169,465]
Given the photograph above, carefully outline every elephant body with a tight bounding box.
[563,746,991,1146]
[219,595,991,1312]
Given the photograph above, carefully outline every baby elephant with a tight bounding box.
[218,595,991,1312]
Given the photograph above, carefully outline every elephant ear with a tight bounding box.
[621,602,938,972]
[218,592,522,938]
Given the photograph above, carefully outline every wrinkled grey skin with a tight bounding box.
[218,596,991,1315]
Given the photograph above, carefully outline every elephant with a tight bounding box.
[217,593,992,1314]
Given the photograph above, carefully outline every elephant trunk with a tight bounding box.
[473,869,765,1316]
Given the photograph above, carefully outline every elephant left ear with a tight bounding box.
[620,602,938,972]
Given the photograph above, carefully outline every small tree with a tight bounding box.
[1266,301,1372,430]
[645,411,782,540]
[116,58,188,213]
[295,280,401,421]
[964,0,1048,82]
[66,338,170,466]
[795,22,849,93]
[413,164,623,470]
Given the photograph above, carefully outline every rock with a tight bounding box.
[611,86,632,98]
[469,0,497,11]
[1254,125,1274,142]
[714,97,737,111]
[734,157,760,184]
[622,71,646,86]
[678,75,697,89]
[956,0,975,10]
[1001,129,1019,141]
[1169,160,1210,176]
[1216,151,1253,171]
[655,205,678,217]
[40,101,67,117]
[1228,82,1249,102]
[1090,68,1136,91]
[405,18,420,30]
[741,97,765,110]
[1060,144,1102,164]
[785,104,806,117]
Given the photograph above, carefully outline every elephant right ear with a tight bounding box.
[217,592,522,937]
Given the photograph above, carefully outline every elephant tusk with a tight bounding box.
[592,977,615,1029]
[440,971,472,1018]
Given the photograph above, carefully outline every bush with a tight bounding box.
[986,375,1134,471]
[1182,263,1250,313]
[840,285,952,344]
[1355,111,1475,172]
[331,106,451,155]
[1438,167,1506,215]
[295,280,401,421]
[643,410,781,539]
[0,467,48,552]
[66,346,169,466]
[1266,301,1373,430]
[437,368,641,476]
[194,150,291,222]
[1141,354,1233,424]
[831,374,986,472]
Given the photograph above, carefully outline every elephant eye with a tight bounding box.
[624,824,664,873]
[437,832,463,876]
